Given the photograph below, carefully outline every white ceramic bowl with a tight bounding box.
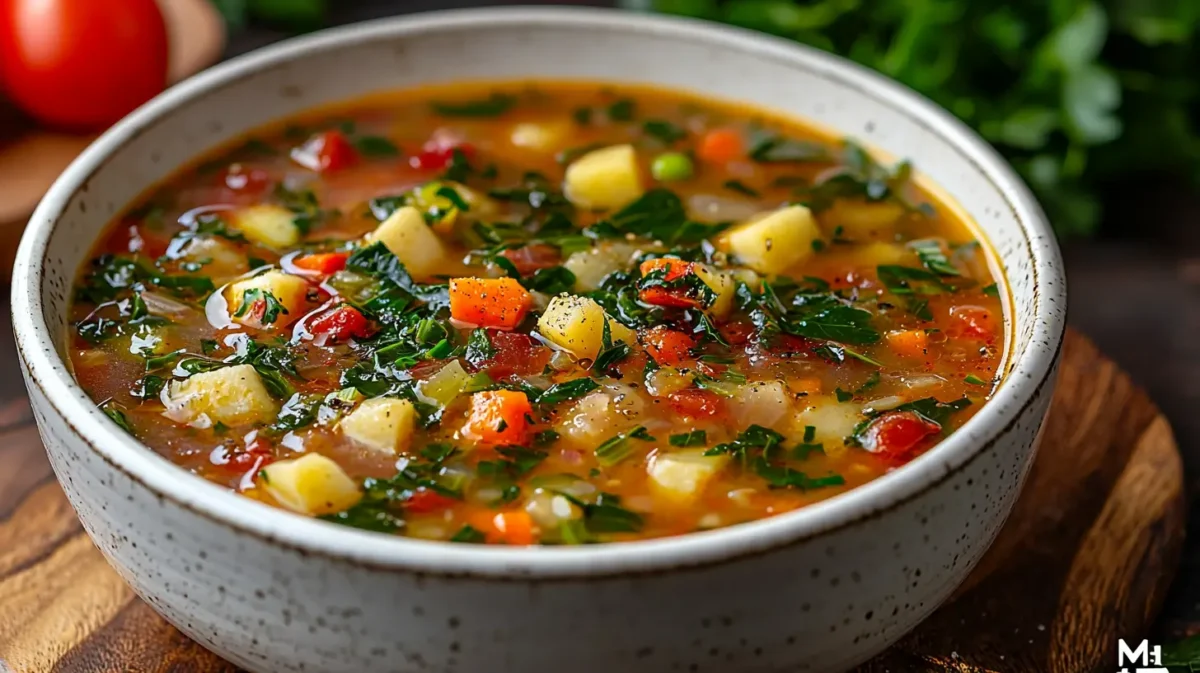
[13,8,1065,673]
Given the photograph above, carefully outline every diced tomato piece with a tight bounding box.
[638,257,706,309]
[212,436,273,473]
[405,489,457,514]
[642,325,696,366]
[719,320,755,346]
[949,306,997,341]
[480,331,551,378]
[501,244,561,276]
[767,334,813,356]
[449,277,533,330]
[697,128,743,164]
[291,130,358,173]
[859,411,940,462]
[293,252,349,275]
[668,388,726,419]
[220,163,272,193]
[463,390,534,447]
[309,305,373,341]
[639,257,693,281]
[411,137,477,171]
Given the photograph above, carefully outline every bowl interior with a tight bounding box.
[15,7,1063,572]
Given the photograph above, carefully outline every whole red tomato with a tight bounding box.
[0,0,169,130]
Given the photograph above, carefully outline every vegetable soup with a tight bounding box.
[68,82,1005,545]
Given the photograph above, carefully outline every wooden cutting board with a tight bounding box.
[0,328,1184,673]
[0,0,225,273]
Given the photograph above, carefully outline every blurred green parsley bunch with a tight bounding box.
[624,0,1200,237]
[210,0,327,31]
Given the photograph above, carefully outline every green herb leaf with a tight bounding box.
[669,430,708,447]
[353,135,401,157]
[594,426,655,467]
[607,98,636,121]
[431,93,517,118]
[100,400,134,434]
[643,119,688,144]
[536,378,600,406]
[450,525,487,543]
[232,288,289,325]
[909,239,961,276]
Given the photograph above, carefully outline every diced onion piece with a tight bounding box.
[645,367,692,397]
[564,144,644,210]
[687,194,762,223]
[730,380,793,431]
[139,291,192,319]
[564,246,632,292]
[557,392,621,447]
[509,121,570,152]
[260,453,361,516]
[417,360,472,408]
[524,489,583,528]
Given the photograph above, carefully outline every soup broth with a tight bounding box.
[68,82,1004,545]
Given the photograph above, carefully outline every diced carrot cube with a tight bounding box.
[462,390,533,446]
[449,277,533,330]
[697,128,743,164]
[491,511,535,545]
[886,329,929,359]
[789,377,823,395]
[293,252,349,274]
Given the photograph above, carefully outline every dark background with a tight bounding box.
[225,0,1200,640]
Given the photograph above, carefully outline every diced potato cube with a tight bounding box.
[260,453,361,516]
[417,360,472,407]
[182,236,248,282]
[162,364,278,427]
[367,206,446,279]
[693,265,736,318]
[722,205,820,276]
[225,271,310,328]
[731,380,793,430]
[229,204,300,249]
[509,121,571,152]
[821,199,906,239]
[537,295,637,361]
[648,450,730,506]
[413,182,498,235]
[564,144,644,211]
[339,397,417,456]
[793,397,865,458]
[563,243,638,292]
[856,241,910,267]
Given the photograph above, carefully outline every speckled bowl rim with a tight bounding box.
[13,6,1065,579]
